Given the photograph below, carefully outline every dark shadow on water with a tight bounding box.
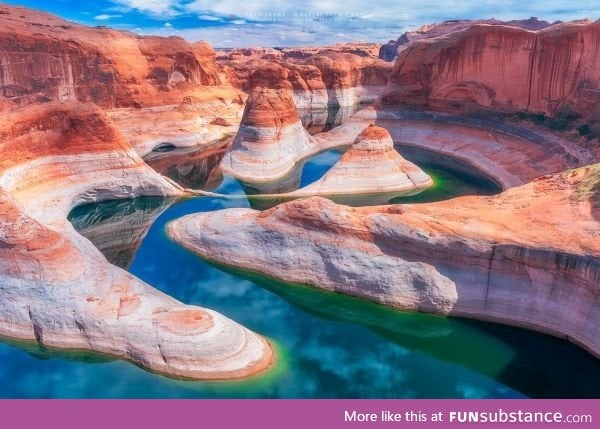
[298,105,359,135]
[144,146,227,190]
[68,197,174,268]
[55,145,600,398]
[0,335,116,365]
[211,262,600,398]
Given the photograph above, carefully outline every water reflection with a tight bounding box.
[68,197,173,268]
[393,146,502,203]
[60,150,600,398]
[241,146,501,210]
[298,105,359,135]
[218,267,600,398]
[144,145,227,190]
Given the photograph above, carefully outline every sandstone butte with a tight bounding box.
[289,124,433,204]
[0,100,273,380]
[220,64,369,184]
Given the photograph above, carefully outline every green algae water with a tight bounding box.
[1,146,598,398]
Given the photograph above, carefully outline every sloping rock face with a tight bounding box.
[378,18,554,61]
[169,165,600,357]
[362,108,597,187]
[0,5,221,108]
[293,125,432,203]
[381,20,600,130]
[219,48,392,108]
[0,101,273,379]
[106,88,243,157]
[220,65,318,182]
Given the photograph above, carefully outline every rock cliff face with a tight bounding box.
[169,164,600,357]
[291,125,432,204]
[0,5,221,108]
[0,101,273,379]
[378,18,554,61]
[381,20,600,130]
[219,47,392,108]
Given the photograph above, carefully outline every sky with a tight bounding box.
[2,0,599,47]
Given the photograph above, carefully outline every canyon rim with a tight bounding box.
[0,1,599,398]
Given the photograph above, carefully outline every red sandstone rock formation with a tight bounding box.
[0,100,273,379]
[381,20,600,130]
[379,18,555,61]
[169,164,600,358]
[218,47,392,107]
[106,86,243,157]
[220,65,318,182]
[291,124,432,204]
[0,5,222,108]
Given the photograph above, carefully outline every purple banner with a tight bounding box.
[2,400,597,429]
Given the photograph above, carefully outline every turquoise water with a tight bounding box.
[1,147,598,398]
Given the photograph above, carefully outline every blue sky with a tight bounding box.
[2,0,599,47]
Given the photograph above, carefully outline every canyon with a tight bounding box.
[1,2,599,388]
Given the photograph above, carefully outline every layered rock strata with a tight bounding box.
[378,18,554,61]
[219,48,392,109]
[169,165,600,357]
[290,125,432,204]
[144,143,227,190]
[357,108,597,188]
[107,87,243,157]
[0,101,273,379]
[381,20,600,133]
[220,66,360,183]
[0,5,222,108]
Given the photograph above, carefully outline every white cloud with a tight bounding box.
[183,0,598,24]
[198,15,221,21]
[164,22,173,27]
[94,14,122,20]
[110,0,182,16]
[126,0,599,48]
[105,0,600,24]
